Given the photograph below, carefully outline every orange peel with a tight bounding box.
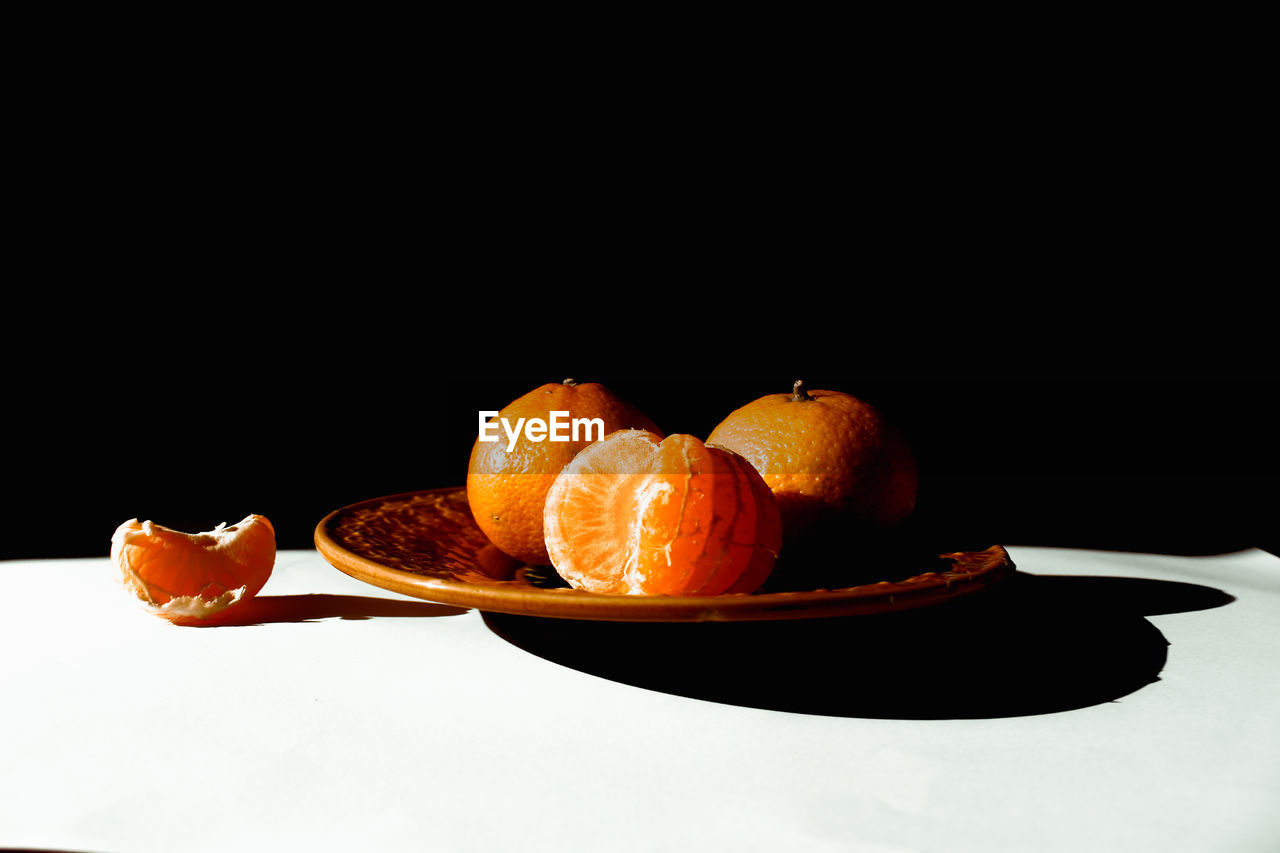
[110,514,276,623]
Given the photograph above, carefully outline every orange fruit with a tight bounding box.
[707,380,918,536]
[467,378,663,565]
[110,514,276,624]
[543,429,781,595]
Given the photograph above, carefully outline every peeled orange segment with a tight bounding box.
[111,514,276,623]
[543,430,781,596]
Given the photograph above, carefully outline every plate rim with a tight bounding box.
[314,487,1016,622]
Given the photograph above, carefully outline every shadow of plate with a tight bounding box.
[483,573,1234,719]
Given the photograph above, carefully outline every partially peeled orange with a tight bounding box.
[544,430,781,596]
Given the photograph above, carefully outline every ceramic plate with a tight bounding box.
[314,487,1015,622]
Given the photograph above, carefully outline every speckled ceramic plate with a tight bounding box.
[314,487,1015,622]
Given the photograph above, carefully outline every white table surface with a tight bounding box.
[2,545,1278,853]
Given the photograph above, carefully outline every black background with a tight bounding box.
[4,91,1275,562]
[5,301,1275,561]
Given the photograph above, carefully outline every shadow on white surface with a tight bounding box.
[182,593,469,626]
[483,572,1235,719]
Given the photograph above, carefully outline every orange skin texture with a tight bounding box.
[543,430,782,596]
[707,387,918,536]
[467,381,662,566]
[111,515,276,624]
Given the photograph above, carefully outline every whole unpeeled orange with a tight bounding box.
[111,514,276,624]
[544,429,781,595]
[467,378,662,566]
[707,380,918,536]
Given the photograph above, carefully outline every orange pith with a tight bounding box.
[543,430,781,596]
[111,515,276,623]
[706,381,918,535]
[467,379,662,566]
